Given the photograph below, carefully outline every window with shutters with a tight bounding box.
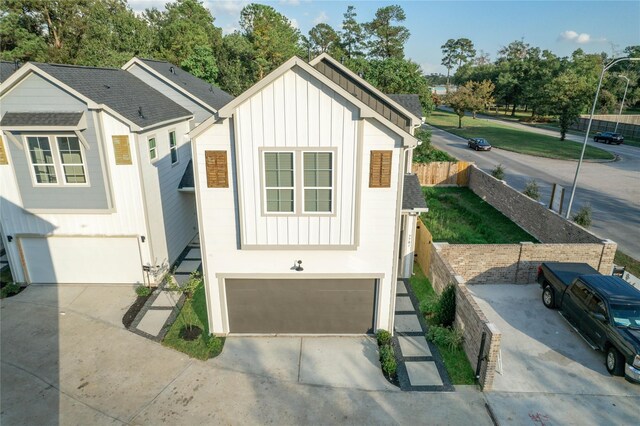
[205,150,229,188]
[369,150,392,188]
[264,152,294,213]
[303,152,333,213]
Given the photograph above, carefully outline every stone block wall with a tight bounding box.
[428,247,501,390]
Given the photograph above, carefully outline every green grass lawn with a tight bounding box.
[162,282,224,360]
[615,250,640,278]
[426,110,614,160]
[421,187,537,244]
[409,263,476,385]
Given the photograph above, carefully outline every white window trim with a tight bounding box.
[302,151,334,215]
[263,151,296,215]
[148,135,158,163]
[169,129,179,166]
[23,134,90,187]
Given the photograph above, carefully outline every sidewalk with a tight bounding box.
[129,236,202,341]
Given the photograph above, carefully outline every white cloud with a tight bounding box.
[313,11,328,25]
[559,30,605,44]
[280,0,301,5]
[420,62,442,74]
[209,1,249,16]
[222,24,239,35]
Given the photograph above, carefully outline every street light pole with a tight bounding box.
[565,57,640,219]
[614,75,630,133]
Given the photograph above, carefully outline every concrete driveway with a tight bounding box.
[1,285,492,425]
[470,284,640,425]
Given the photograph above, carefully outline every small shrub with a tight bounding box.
[427,325,463,351]
[205,335,224,356]
[434,284,456,327]
[135,285,152,297]
[491,164,505,180]
[0,283,21,298]
[379,344,397,376]
[572,205,592,228]
[419,297,438,315]
[523,180,540,201]
[413,128,457,163]
[376,329,392,347]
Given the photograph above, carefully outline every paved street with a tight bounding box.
[426,119,640,259]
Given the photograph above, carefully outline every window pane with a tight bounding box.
[278,152,293,169]
[265,153,278,170]
[169,131,176,147]
[279,189,293,202]
[34,166,57,183]
[304,170,316,186]
[317,170,331,187]
[316,152,331,168]
[64,165,86,183]
[61,152,82,164]
[265,170,278,186]
[171,149,178,164]
[280,200,294,212]
[28,137,54,164]
[303,152,316,169]
[317,199,331,212]
[278,170,293,187]
[316,189,331,201]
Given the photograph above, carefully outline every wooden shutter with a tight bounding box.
[369,150,392,188]
[0,136,8,165]
[205,150,228,188]
[112,135,132,165]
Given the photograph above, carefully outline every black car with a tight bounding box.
[594,132,624,145]
[467,138,492,151]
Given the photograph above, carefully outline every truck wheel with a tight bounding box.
[606,346,625,376]
[542,285,555,309]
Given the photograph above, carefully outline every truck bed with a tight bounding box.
[541,262,599,286]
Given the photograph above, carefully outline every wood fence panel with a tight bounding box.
[412,161,471,186]
[415,217,433,274]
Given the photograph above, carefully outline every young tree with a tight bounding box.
[364,5,409,59]
[340,5,366,59]
[546,69,592,140]
[240,3,303,79]
[445,83,474,128]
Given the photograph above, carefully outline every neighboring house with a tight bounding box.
[0,60,226,285]
[190,53,427,336]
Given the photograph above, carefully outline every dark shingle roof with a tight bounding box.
[139,59,234,110]
[32,63,192,128]
[0,61,21,82]
[178,160,194,190]
[0,112,83,127]
[402,174,427,211]
[387,94,423,120]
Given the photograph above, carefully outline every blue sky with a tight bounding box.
[129,1,640,74]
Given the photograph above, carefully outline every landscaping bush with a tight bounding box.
[135,285,152,297]
[419,297,438,315]
[434,284,456,327]
[427,325,463,351]
[523,179,540,201]
[413,128,457,163]
[572,205,592,228]
[0,282,21,299]
[376,329,392,347]
[379,344,397,376]
[491,164,505,180]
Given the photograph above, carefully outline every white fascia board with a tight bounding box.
[310,53,422,127]
[122,58,217,113]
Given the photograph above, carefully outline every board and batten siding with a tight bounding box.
[126,64,213,125]
[234,67,359,246]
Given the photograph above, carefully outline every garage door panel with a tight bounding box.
[21,237,144,284]
[226,279,376,334]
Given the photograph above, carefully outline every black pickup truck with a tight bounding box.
[537,262,640,383]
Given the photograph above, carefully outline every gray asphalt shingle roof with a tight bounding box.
[32,63,192,128]
[0,112,83,127]
[178,160,194,190]
[0,61,21,82]
[139,58,234,110]
[387,94,423,120]
[403,174,427,211]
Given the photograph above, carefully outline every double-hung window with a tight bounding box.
[148,137,157,161]
[26,135,87,185]
[27,136,57,184]
[264,152,294,212]
[169,131,178,164]
[303,152,332,213]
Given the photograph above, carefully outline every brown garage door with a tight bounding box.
[226,278,376,334]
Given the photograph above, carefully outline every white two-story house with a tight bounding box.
[190,54,427,335]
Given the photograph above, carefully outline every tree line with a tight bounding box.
[440,37,640,139]
[1,0,431,113]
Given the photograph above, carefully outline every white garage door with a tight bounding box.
[21,237,144,284]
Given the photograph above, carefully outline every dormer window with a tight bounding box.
[25,135,87,186]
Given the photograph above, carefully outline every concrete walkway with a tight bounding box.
[393,279,453,391]
[129,237,201,340]
[1,285,494,425]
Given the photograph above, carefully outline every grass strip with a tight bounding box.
[426,110,614,160]
[162,282,224,360]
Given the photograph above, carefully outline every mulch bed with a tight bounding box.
[122,292,153,329]
[179,325,202,341]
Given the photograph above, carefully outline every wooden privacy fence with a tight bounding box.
[413,161,471,186]
[414,217,433,274]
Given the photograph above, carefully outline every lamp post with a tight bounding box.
[565,57,640,219]
[614,75,630,133]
